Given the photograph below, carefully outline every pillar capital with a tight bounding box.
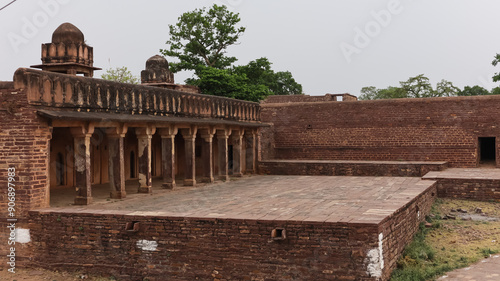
[158,126,178,138]
[135,126,156,138]
[70,122,95,138]
[199,126,216,141]
[181,126,198,140]
[104,124,128,138]
[231,129,244,140]
[216,128,232,139]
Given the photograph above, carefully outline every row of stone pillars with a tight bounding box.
[68,123,257,205]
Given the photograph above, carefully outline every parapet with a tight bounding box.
[261,93,358,104]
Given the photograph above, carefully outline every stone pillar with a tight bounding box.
[232,129,244,177]
[70,124,94,205]
[217,128,231,181]
[105,125,127,199]
[159,126,178,189]
[181,126,197,186]
[200,127,216,183]
[136,126,156,193]
[245,129,257,174]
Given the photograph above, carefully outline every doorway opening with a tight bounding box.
[478,137,496,167]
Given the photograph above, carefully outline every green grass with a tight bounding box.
[390,199,500,281]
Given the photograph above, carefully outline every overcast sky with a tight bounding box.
[1,0,500,96]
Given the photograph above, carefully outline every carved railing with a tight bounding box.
[14,68,261,122]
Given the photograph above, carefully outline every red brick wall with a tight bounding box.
[26,181,436,281]
[259,160,447,177]
[379,182,437,280]
[0,88,51,218]
[28,210,382,281]
[261,96,500,167]
[434,179,500,201]
[0,86,51,266]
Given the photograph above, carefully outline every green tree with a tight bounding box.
[491,86,500,95]
[232,58,303,96]
[359,75,460,100]
[160,4,245,72]
[189,66,270,102]
[101,67,138,84]
[400,74,435,98]
[187,58,303,101]
[458,85,491,96]
[492,53,500,82]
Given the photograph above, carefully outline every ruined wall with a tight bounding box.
[26,182,437,281]
[434,179,500,201]
[29,210,382,281]
[261,96,500,167]
[0,87,51,217]
[259,160,447,177]
[0,85,51,266]
[378,182,437,280]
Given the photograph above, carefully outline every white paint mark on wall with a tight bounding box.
[366,232,384,278]
[15,228,31,244]
[136,240,158,251]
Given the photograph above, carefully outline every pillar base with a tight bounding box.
[245,169,255,174]
[138,186,152,193]
[218,175,230,181]
[74,196,92,205]
[110,191,126,199]
[162,182,176,189]
[201,177,215,183]
[183,179,196,186]
[232,172,243,177]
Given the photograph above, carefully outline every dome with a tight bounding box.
[145,55,169,70]
[52,22,84,44]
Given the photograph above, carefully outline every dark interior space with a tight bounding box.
[479,137,496,165]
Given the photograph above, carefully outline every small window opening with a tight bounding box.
[271,228,286,241]
[125,221,140,233]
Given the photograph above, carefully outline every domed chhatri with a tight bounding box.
[31,22,100,77]
[141,55,174,84]
[51,22,85,44]
[145,55,169,70]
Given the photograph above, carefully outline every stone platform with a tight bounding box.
[30,176,437,281]
[259,159,448,177]
[423,168,500,201]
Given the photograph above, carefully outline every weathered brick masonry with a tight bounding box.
[259,159,448,177]
[28,181,435,281]
[260,95,500,167]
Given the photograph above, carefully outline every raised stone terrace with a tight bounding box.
[48,175,435,224]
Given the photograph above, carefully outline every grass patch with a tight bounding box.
[390,199,500,281]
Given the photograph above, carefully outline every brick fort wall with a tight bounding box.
[260,95,500,167]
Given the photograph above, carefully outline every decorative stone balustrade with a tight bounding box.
[14,68,260,122]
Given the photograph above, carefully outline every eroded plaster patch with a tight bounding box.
[15,228,31,244]
[365,232,384,278]
[136,240,158,251]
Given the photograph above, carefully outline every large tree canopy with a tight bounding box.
[492,53,500,82]
[188,58,303,102]
[160,5,245,72]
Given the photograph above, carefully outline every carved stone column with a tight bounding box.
[159,126,178,189]
[217,128,231,181]
[245,129,257,174]
[136,126,156,193]
[200,127,216,183]
[232,129,244,177]
[105,125,127,199]
[181,126,197,186]
[70,123,94,205]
